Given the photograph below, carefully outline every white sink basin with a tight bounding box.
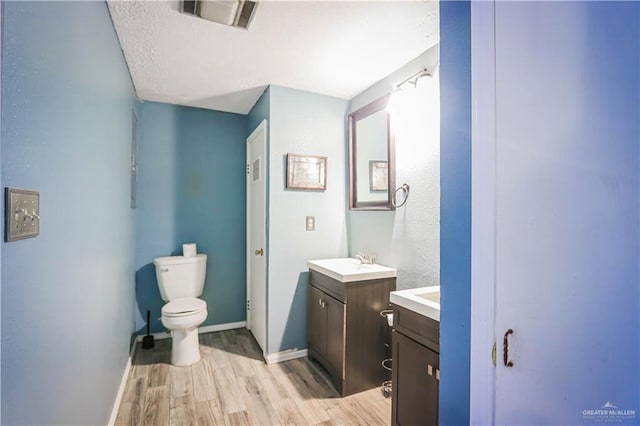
[307,258,397,283]
[390,285,440,321]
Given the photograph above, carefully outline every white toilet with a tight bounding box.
[153,253,208,366]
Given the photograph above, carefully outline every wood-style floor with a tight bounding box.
[115,328,391,425]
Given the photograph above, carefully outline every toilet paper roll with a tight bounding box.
[182,243,197,257]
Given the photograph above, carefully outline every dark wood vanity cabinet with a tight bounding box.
[307,270,396,396]
[307,284,345,382]
[391,304,440,426]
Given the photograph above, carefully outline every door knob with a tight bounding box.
[254,248,264,256]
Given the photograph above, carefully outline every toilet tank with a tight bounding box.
[153,254,207,301]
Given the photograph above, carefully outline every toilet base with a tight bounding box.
[171,327,201,366]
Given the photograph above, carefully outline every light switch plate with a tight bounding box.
[5,187,40,242]
[306,215,315,231]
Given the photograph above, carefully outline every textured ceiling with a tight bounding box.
[108,1,439,114]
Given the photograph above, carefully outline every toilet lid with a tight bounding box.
[162,297,206,317]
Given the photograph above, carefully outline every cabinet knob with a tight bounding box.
[436,369,440,381]
[427,364,433,376]
[255,248,264,256]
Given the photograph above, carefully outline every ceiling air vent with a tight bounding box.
[182,1,257,29]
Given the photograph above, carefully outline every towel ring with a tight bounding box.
[392,184,410,208]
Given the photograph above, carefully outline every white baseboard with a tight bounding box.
[199,321,246,334]
[264,349,308,364]
[107,342,137,426]
[134,321,247,342]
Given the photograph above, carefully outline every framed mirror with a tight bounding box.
[348,95,395,210]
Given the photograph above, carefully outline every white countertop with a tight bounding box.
[307,258,397,283]
[390,286,440,321]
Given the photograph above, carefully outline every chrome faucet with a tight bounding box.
[355,254,376,264]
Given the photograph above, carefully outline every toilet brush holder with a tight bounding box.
[142,310,155,350]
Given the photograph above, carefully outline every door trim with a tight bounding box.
[246,119,268,356]
[470,1,497,424]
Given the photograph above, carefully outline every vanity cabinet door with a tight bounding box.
[324,293,345,380]
[307,285,326,355]
[392,330,439,426]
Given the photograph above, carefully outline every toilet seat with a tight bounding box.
[162,297,206,318]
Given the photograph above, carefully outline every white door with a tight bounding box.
[492,2,639,425]
[246,120,267,354]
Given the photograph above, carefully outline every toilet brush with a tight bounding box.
[142,310,155,350]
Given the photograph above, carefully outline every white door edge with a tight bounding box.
[246,119,268,354]
[470,1,497,425]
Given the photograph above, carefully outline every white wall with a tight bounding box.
[348,46,441,290]
[267,86,349,354]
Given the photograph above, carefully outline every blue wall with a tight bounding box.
[1,2,136,424]
[135,102,248,333]
[267,86,349,354]
[439,1,471,425]
[0,5,4,419]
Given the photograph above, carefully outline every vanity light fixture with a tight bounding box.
[182,0,258,29]
[396,68,432,90]
[387,68,431,113]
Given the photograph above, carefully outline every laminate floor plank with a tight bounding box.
[272,397,308,425]
[260,374,290,406]
[141,386,170,426]
[195,399,225,425]
[288,358,339,399]
[150,362,171,388]
[171,365,194,402]
[205,337,233,371]
[115,376,147,426]
[213,365,247,414]
[192,357,218,402]
[347,392,388,425]
[121,377,147,404]
[227,343,256,378]
[131,346,153,380]
[117,329,391,426]
[169,399,197,426]
[114,401,143,426]
[238,375,281,425]
[276,372,331,424]
[325,398,370,426]
[225,409,251,426]
[172,396,194,410]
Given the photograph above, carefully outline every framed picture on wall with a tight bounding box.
[369,160,388,192]
[286,154,327,190]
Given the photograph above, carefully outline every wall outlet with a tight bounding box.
[306,216,315,231]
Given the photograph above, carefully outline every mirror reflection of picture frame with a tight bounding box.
[286,154,327,190]
[348,93,396,210]
[369,160,388,192]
